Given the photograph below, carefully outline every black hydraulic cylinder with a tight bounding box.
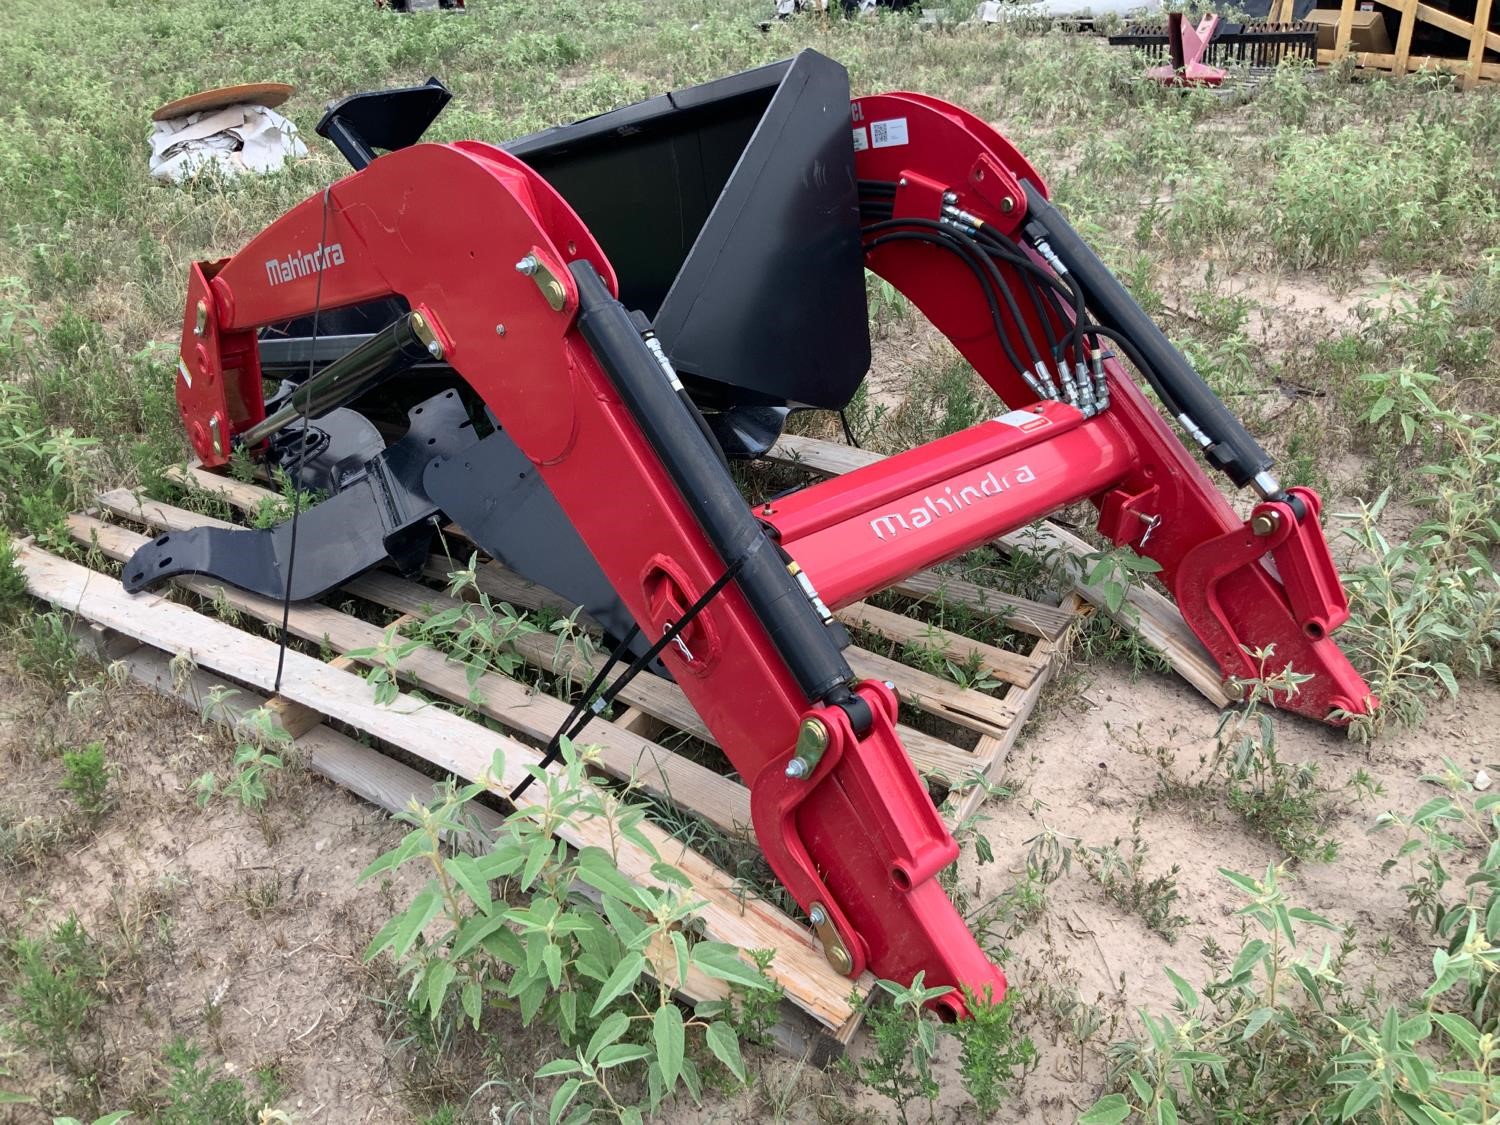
[240,310,438,448]
[570,261,853,707]
[1020,181,1275,491]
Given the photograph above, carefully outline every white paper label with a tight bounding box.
[870,117,909,149]
[851,126,869,152]
[178,357,192,389]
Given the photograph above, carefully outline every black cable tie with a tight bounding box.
[508,554,746,802]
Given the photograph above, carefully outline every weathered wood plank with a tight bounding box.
[848,645,1017,737]
[1393,0,1420,74]
[888,569,1075,641]
[839,600,1041,688]
[1409,0,1500,56]
[1334,0,1359,58]
[16,539,864,1030]
[1315,47,1499,78]
[1463,0,1496,88]
[997,522,1228,707]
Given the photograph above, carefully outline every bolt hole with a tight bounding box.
[518,471,526,479]
[444,391,454,398]
[155,535,170,546]
[158,557,173,568]
[1305,622,1325,640]
[415,406,424,415]
[427,437,437,445]
[130,572,142,582]
[890,864,913,891]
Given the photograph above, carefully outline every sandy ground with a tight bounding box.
[4,641,1496,1123]
[0,676,428,1121]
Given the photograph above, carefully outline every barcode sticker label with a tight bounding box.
[851,126,869,152]
[994,409,1052,432]
[870,117,909,148]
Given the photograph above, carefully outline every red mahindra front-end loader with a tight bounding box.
[127,54,1373,1017]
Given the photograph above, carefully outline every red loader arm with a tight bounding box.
[160,61,1371,1013]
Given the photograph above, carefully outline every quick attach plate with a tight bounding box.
[123,390,477,601]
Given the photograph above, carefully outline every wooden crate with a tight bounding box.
[1272,0,1498,85]
[17,457,1084,1058]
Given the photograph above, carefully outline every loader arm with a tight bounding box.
[136,57,1373,1011]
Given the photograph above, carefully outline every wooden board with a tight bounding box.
[765,433,1230,708]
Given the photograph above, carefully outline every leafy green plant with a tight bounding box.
[1079,817,1189,942]
[152,1038,280,1124]
[14,609,83,691]
[0,537,25,621]
[1085,839,1500,1123]
[848,975,952,1125]
[347,620,426,707]
[1336,385,1499,737]
[59,741,111,820]
[248,467,324,529]
[415,556,542,700]
[0,381,100,543]
[1373,760,1500,1032]
[362,742,772,1122]
[1215,650,1340,863]
[952,987,1038,1115]
[1080,547,1163,616]
[190,706,289,811]
[3,913,106,1069]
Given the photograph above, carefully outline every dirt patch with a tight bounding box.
[0,668,429,1122]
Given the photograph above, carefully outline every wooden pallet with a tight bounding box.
[14,459,1083,1058]
[766,432,1231,710]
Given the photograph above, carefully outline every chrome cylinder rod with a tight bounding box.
[239,310,441,449]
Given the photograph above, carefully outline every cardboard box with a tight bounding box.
[1306,8,1395,52]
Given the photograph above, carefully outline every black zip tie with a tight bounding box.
[509,555,746,801]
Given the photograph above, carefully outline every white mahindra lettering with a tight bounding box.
[265,242,346,286]
[869,465,1038,541]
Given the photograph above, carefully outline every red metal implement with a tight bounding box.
[162,63,1373,1015]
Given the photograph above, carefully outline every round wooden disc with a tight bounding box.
[152,82,294,122]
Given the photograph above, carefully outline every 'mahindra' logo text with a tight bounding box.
[265,243,345,285]
[869,466,1038,541]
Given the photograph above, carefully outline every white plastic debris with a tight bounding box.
[973,0,1161,20]
[149,104,308,183]
[1476,769,1492,792]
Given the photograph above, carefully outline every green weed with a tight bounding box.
[1079,817,1190,942]
[3,914,106,1070]
[151,1038,281,1124]
[362,742,772,1120]
[59,741,112,821]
